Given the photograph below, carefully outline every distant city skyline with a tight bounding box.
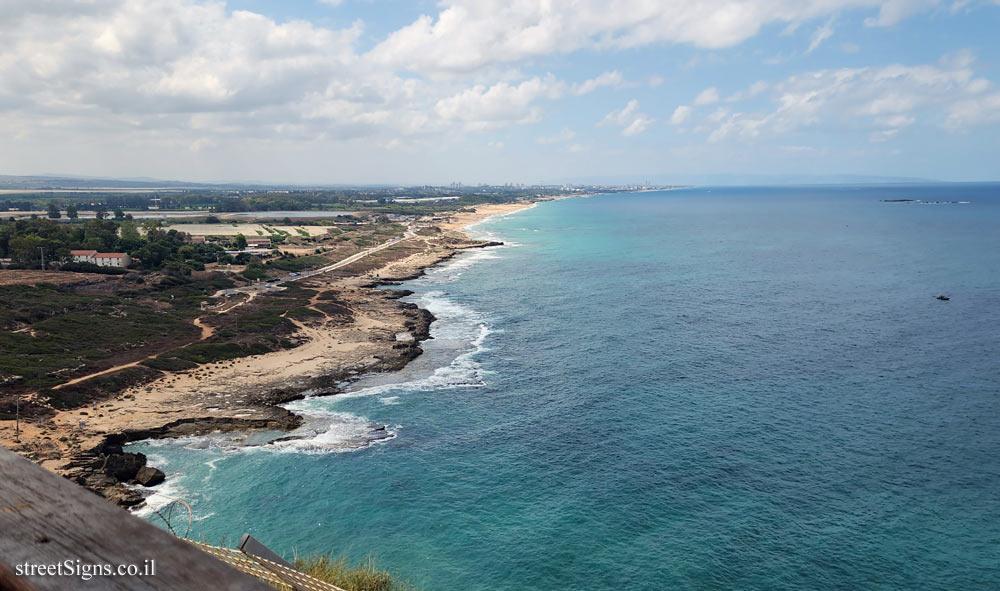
[1,1,999,184]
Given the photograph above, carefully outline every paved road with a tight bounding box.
[215,227,416,297]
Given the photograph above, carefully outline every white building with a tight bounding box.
[92,253,131,268]
[70,250,97,263]
[70,250,130,268]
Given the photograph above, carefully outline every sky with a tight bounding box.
[1,0,999,184]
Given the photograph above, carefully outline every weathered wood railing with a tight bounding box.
[1,447,336,590]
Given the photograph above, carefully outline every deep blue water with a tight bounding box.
[131,185,1000,590]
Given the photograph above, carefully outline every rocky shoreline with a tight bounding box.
[64,239,495,508]
[0,201,532,509]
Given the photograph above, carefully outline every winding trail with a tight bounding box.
[51,293,257,391]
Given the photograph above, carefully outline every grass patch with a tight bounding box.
[292,554,412,591]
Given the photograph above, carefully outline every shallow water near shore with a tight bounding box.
[130,185,1000,590]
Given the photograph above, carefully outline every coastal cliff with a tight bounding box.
[0,203,526,507]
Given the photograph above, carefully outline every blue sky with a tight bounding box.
[1,1,998,184]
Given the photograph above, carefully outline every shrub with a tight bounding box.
[60,262,129,275]
[142,357,199,371]
[241,267,268,281]
[286,307,323,320]
[292,554,411,591]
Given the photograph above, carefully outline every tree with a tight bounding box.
[95,207,108,220]
[118,221,143,252]
[8,235,45,267]
[234,233,248,250]
[46,202,61,219]
[66,204,79,219]
[205,215,221,224]
[113,208,125,220]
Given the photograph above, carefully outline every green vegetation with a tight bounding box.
[0,183,575,217]
[141,356,199,372]
[285,307,324,320]
[291,554,412,591]
[0,217,225,272]
[40,367,162,410]
[0,283,200,392]
[0,276,321,415]
[59,262,129,275]
[266,255,328,272]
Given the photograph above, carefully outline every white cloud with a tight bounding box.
[870,128,900,141]
[693,87,721,105]
[670,105,692,125]
[0,1,594,151]
[434,76,563,131]
[726,80,769,102]
[703,54,997,143]
[0,0,996,182]
[367,0,939,73]
[599,99,655,136]
[807,20,835,53]
[875,114,915,127]
[945,92,1000,128]
[536,128,576,144]
[707,107,730,122]
[189,137,216,152]
[864,0,940,26]
[573,71,624,95]
[0,1,386,138]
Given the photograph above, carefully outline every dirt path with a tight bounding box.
[192,317,214,340]
[52,293,257,390]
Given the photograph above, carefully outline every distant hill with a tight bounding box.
[0,174,222,190]
[0,174,410,191]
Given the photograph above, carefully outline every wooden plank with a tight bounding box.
[238,534,296,569]
[0,448,272,590]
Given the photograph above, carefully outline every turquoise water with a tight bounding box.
[130,186,1000,590]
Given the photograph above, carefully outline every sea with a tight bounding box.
[129,185,1000,590]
